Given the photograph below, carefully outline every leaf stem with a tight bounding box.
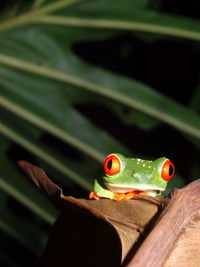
[0,173,56,224]
[35,15,200,41]
[0,0,82,33]
[0,53,200,139]
[0,120,92,190]
[0,94,105,163]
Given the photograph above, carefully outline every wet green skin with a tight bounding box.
[94,153,170,200]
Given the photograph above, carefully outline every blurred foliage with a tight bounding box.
[0,0,200,265]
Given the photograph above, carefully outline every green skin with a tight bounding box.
[94,153,170,200]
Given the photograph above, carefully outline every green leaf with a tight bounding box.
[0,192,48,255]
[0,64,131,162]
[0,134,57,224]
[0,108,96,190]
[0,0,84,33]
[33,0,48,8]
[0,133,11,153]
[106,102,160,130]
[0,228,40,266]
[0,26,200,140]
[35,13,200,41]
[0,1,199,265]
[48,0,200,41]
[190,84,200,112]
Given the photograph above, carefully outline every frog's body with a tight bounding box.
[89,153,175,201]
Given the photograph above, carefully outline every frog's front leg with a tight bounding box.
[89,179,116,200]
[89,179,139,201]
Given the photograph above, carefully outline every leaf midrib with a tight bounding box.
[0,0,83,33]
[0,53,200,139]
[35,15,200,41]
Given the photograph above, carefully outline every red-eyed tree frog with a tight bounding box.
[89,153,175,201]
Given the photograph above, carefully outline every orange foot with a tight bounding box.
[115,192,136,201]
[115,191,148,201]
[89,191,101,200]
[89,191,148,201]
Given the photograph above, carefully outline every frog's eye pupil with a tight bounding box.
[107,160,112,170]
[169,165,174,176]
[161,160,175,181]
[104,154,121,176]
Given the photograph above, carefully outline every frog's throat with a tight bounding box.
[105,183,164,194]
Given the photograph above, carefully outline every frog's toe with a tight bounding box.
[115,192,135,201]
[115,193,126,201]
[89,191,101,200]
[125,192,136,199]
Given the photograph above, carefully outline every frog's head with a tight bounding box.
[102,153,175,196]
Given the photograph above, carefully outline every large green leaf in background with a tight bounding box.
[0,17,200,137]
[1,25,200,140]
[0,0,200,265]
[0,135,56,265]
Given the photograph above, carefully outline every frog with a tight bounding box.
[89,153,175,201]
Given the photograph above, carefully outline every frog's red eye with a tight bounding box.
[161,160,175,181]
[104,154,121,176]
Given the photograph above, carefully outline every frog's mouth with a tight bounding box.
[106,183,163,196]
